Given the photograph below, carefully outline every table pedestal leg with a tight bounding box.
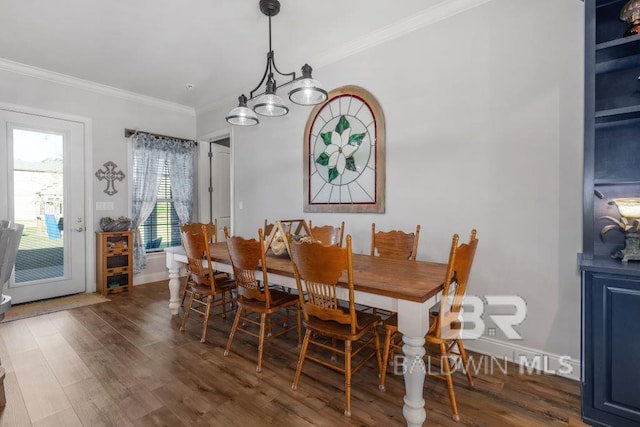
[402,335,427,427]
[166,252,181,315]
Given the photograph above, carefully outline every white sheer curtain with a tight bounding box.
[168,145,196,224]
[131,133,196,273]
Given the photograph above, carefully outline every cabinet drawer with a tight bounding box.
[105,273,130,289]
[106,254,129,269]
[105,266,129,275]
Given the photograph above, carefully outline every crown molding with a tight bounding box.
[196,0,493,116]
[312,0,494,68]
[0,57,195,116]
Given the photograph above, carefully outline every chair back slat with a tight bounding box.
[264,220,275,238]
[437,229,479,339]
[371,224,420,260]
[309,221,345,247]
[226,229,271,305]
[291,236,355,332]
[181,221,218,243]
[180,225,216,291]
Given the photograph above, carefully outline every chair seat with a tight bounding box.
[190,277,236,296]
[305,311,380,340]
[238,289,299,311]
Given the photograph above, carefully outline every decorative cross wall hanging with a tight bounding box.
[95,161,125,195]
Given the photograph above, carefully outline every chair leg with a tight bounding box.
[257,313,267,373]
[344,339,352,417]
[296,304,302,348]
[181,285,188,306]
[292,329,311,391]
[221,291,227,319]
[224,306,243,356]
[180,292,196,332]
[457,339,475,389]
[373,325,382,377]
[440,342,460,422]
[200,296,213,343]
[379,328,392,392]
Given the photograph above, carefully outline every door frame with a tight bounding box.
[197,127,234,235]
[0,101,94,293]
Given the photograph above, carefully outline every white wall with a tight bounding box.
[197,0,584,364]
[0,67,196,290]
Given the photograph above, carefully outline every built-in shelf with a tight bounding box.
[596,0,624,8]
[595,115,640,129]
[596,34,640,59]
[595,105,640,122]
[594,179,640,185]
[583,3,640,425]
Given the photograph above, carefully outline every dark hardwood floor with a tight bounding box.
[0,281,584,426]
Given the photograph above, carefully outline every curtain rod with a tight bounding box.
[124,128,197,145]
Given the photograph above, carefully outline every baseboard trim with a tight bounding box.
[464,336,581,381]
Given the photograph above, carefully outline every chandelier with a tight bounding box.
[225,0,328,126]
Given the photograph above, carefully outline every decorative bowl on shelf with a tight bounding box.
[100,216,131,232]
[610,198,640,219]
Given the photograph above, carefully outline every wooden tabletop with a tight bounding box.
[208,242,447,303]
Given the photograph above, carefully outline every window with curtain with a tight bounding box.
[130,132,196,273]
[136,160,181,252]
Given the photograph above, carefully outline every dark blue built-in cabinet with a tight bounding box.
[580,1,640,426]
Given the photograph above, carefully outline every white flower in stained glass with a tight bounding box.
[316,116,366,183]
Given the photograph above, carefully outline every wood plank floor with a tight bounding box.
[0,281,585,426]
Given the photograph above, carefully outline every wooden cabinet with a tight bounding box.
[96,231,133,296]
[581,263,640,427]
[580,1,640,425]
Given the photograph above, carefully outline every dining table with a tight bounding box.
[164,242,448,427]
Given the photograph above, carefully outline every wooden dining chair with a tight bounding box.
[367,223,421,317]
[371,223,421,260]
[290,235,382,417]
[309,220,345,247]
[379,229,478,422]
[223,228,301,372]
[179,221,229,305]
[179,224,236,343]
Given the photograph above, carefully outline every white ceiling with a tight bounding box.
[0,0,458,110]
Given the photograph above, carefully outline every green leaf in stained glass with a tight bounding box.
[345,156,357,172]
[348,133,366,146]
[328,167,339,182]
[316,152,329,166]
[321,132,333,146]
[335,116,350,135]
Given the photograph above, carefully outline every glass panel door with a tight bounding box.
[0,109,86,303]
[13,129,65,283]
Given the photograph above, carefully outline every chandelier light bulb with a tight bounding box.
[225,95,259,126]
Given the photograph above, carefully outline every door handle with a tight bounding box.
[74,227,85,232]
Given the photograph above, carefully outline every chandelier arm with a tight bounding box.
[249,53,273,100]
[269,51,297,84]
[228,0,326,123]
